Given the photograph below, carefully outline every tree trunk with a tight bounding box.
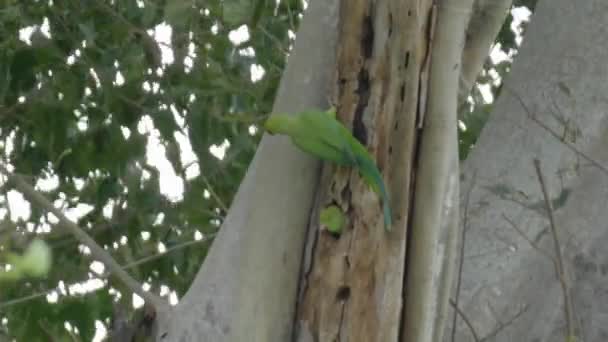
[294,0,426,340]
[157,0,510,341]
[295,1,473,341]
[157,1,339,340]
[449,0,608,341]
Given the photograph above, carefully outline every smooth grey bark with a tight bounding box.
[458,0,512,107]
[450,0,608,341]
[402,1,472,341]
[157,1,339,341]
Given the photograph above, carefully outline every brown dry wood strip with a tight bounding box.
[294,1,435,341]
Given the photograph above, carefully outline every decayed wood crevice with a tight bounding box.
[294,1,434,341]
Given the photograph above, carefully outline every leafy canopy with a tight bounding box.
[0,0,303,340]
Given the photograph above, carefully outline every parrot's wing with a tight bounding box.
[341,144,358,165]
[319,128,358,165]
[292,135,349,163]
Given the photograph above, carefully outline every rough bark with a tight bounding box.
[295,0,471,341]
[450,0,608,341]
[295,0,426,339]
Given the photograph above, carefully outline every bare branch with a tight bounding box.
[480,303,528,341]
[0,234,211,310]
[507,87,608,175]
[200,173,228,212]
[449,298,481,342]
[502,213,555,263]
[533,159,576,339]
[458,0,513,107]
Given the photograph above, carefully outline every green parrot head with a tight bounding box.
[264,114,296,135]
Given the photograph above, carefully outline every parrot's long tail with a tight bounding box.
[357,157,392,231]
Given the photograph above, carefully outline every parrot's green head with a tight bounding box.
[264,114,296,135]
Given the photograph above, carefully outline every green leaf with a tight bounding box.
[9,46,37,92]
[320,205,346,235]
[223,0,251,26]
[164,1,192,27]
[78,22,97,45]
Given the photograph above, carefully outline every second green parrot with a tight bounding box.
[264,108,392,231]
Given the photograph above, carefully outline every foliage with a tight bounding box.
[0,0,302,340]
[458,3,534,159]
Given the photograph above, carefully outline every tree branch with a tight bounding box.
[0,236,210,309]
[451,170,477,342]
[458,0,513,108]
[502,213,555,262]
[507,87,608,176]
[533,159,576,339]
[480,303,528,341]
[449,298,481,342]
[0,164,169,312]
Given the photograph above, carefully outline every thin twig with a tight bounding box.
[502,213,556,263]
[3,188,12,222]
[0,164,169,312]
[449,299,481,342]
[93,0,163,63]
[284,0,297,34]
[258,25,290,56]
[200,173,228,212]
[102,236,214,275]
[533,159,576,339]
[507,87,608,175]
[0,235,212,309]
[451,170,477,342]
[0,289,50,310]
[480,304,528,342]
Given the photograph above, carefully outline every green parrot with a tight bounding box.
[264,108,392,231]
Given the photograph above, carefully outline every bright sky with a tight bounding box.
[2,4,531,341]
